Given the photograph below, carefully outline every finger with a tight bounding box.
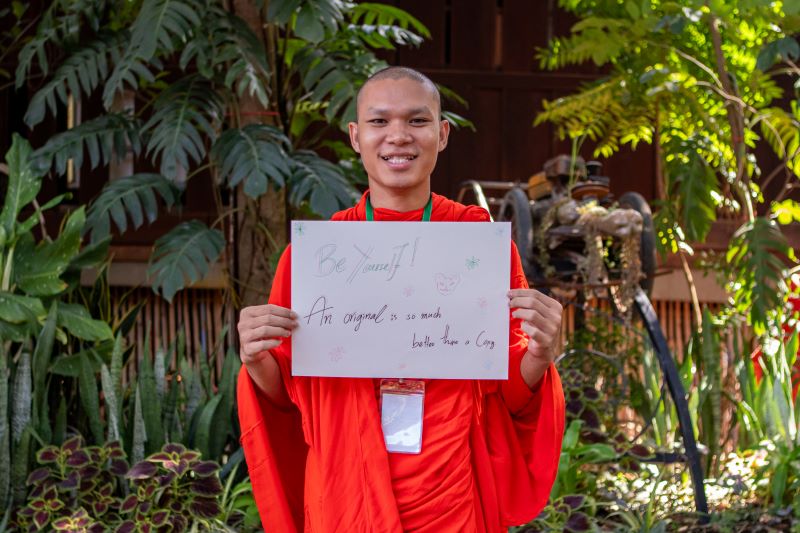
[520,322,554,347]
[509,294,560,316]
[512,309,560,335]
[243,339,283,357]
[240,347,276,365]
[240,325,293,344]
[242,304,298,319]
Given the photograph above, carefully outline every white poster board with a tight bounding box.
[290,221,511,379]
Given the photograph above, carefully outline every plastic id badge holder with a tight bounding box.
[380,379,425,454]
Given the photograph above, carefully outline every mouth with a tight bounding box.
[380,154,417,164]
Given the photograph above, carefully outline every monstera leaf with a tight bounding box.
[141,75,223,178]
[288,150,359,218]
[211,125,291,198]
[85,174,179,243]
[32,113,142,175]
[147,221,225,302]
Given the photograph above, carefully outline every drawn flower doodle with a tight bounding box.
[403,286,415,297]
[294,222,306,236]
[329,346,345,362]
[477,296,488,310]
[465,256,480,270]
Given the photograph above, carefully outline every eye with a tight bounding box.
[410,117,430,125]
[367,118,387,125]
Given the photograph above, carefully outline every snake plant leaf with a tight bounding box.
[208,350,241,459]
[78,351,104,444]
[147,221,225,302]
[10,424,30,506]
[31,113,142,175]
[0,344,9,508]
[101,364,121,443]
[0,292,45,324]
[211,125,291,198]
[32,303,57,434]
[1,135,43,240]
[85,174,179,244]
[132,384,147,465]
[56,303,113,341]
[192,394,222,460]
[137,350,164,454]
[13,207,85,296]
[288,149,359,218]
[11,350,31,444]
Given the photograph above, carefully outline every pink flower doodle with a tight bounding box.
[329,346,345,362]
[477,296,488,310]
[403,286,415,297]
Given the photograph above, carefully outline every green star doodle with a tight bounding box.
[465,256,480,270]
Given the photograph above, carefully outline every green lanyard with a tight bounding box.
[365,194,433,222]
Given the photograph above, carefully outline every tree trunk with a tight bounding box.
[230,0,288,309]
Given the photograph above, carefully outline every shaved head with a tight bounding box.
[356,66,441,119]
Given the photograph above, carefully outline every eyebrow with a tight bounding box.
[365,106,433,116]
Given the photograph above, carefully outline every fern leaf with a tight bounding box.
[85,174,179,243]
[102,54,158,110]
[24,32,126,127]
[289,149,359,217]
[211,125,291,198]
[32,113,142,175]
[141,75,223,178]
[759,104,800,176]
[666,139,720,242]
[147,221,225,302]
[727,217,794,336]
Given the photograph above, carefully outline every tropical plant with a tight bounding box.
[4,0,468,305]
[12,437,241,532]
[0,135,113,512]
[533,0,800,502]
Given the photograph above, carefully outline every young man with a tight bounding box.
[236,67,565,532]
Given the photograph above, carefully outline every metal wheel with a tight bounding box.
[497,187,534,277]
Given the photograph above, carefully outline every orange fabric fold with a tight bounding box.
[237,192,565,532]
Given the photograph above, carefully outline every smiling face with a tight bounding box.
[348,77,450,208]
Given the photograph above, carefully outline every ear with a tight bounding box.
[438,119,450,152]
[348,122,361,154]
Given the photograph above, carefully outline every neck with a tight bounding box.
[368,185,431,212]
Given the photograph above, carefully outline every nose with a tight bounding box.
[386,121,412,145]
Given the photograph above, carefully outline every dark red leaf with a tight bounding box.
[582,387,600,400]
[120,495,138,513]
[33,510,49,529]
[26,467,50,486]
[110,458,129,476]
[97,482,114,497]
[162,443,185,455]
[36,446,59,464]
[566,399,583,415]
[629,444,652,459]
[116,521,136,533]
[191,476,223,496]
[148,452,172,463]
[190,461,219,477]
[190,497,221,518]
[564,511,592,532]
[126,461,158,480]
[65,450,90,467]
[106,442,124,458]
[562,495,586,510]
[580,407,600,429]
[92,502,108,515]
[139,501,151,514]
[151,510,169,527]
[180,450,200,463]
[62,436,83,452]
[58,471,79,490]
[30,499,46,510]
[79,465,101,479]
[51,517,71,530]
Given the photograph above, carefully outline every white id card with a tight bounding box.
[380,379,425,454]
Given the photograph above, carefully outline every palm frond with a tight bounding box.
[536,17,630,70]
[211,125,292,198]
[84,174,179,243]
[269,0,344,42]
[289,149,359,217]
[32,113,142,175]
[130,0,202,60]
[141,75,224,178]
[759,104,800,176]
[147,221,225,302]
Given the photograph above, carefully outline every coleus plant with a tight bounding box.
[12,437,223,532]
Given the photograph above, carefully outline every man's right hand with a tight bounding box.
[237,304,299,404]
[238,304,299,364]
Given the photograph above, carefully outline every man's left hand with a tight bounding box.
[508,288,563,364]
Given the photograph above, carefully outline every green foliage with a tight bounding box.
[147,221,225,302]
[84,173,179,244]
[727,217,793,336]
[289,149,360,217]
[211,124,292,197]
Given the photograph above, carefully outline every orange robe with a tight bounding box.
[237,192,565,532]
